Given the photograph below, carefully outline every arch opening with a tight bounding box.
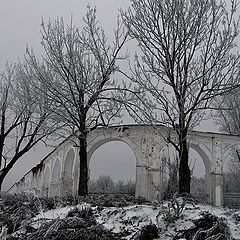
[88,140,137,195]
[159,144,208,201]
[223,147,240,207]
[223,147,240,192]
[53,160,61,180]
[42,167,50,197]
[50,159,61,196]
[189,148,207,199]
[62,148,75,195]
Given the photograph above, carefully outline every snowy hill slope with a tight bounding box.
[1,193,240,239]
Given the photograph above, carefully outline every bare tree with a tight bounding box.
[121,0,240,194]
[214,94,240,192]
[223,155,240,193]
[95,175,115,193]
[23,6,127,196]
[214,89,240,165]
[215,89,240,135]
[191,176,206,194]
[89,176,135,194]
[162,156,179,199]
[0,64,61,191]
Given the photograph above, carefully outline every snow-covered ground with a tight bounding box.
[33,200,240,239]
[33,202,91,220]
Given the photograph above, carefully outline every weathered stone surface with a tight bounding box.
[8,124,240,206]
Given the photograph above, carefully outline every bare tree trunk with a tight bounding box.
[0,170,8,192]
[0,174,4,192]
[121,0,240,196]
[236,150,240,163]
[179,129,191,194]
[78,125,88,196]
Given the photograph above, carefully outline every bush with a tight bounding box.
[14,209,124,240]
[0,193,79,235]
[66,206,95,225]
[174,211,231,240]
[89,175,136,195]
[0,192,151,239]
[0,193,40,234]
[163,196,186,228]
[138,224,159,240]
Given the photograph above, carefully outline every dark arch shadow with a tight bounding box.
[42,166,50,197]
[49,159,61,196]
[61,148,75,196]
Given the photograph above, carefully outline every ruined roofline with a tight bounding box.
[96,123,239,138]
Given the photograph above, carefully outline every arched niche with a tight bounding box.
[87,138,138,194]
[25,179,30,191]
[31,175,40,195]
[41,167,50,197]
[49,159,61,196]
[31,176,37,189]
[35,172,42,195]
[61,148,75,195]
[63,148,75,178]
[52,159,61,182]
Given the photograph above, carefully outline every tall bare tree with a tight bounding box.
[215,89,240,168]
[121,0,240,194]
[215,89,240,135]
[223,155,240,193]
[23,6,127,196]
[0,64,60,191]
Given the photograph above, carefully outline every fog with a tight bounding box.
[0,0,132,190]
[0,0,220,190]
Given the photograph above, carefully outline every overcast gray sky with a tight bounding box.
[0,0,130,69]
[1,0,133,190]
[1,0,218,191]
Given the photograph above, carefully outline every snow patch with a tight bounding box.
[30,202,240,239]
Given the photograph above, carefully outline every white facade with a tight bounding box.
[8,125,240,206]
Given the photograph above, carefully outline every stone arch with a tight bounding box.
[10,124,240,206]
[35,172,42,196]
[222,143,240,206]
[49,159,61,196]
[189,143,211,175]
[88,137,139,164]
[222,143,240,168]
[88,139,137,193]
[25,179,30,191]
[52,159,61,181]
[41,166,50,197]
[189,142,211,202]
[87,136,139,195]
[31,175,38,195]
[61,148,75,195]
[158,141,212,202]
